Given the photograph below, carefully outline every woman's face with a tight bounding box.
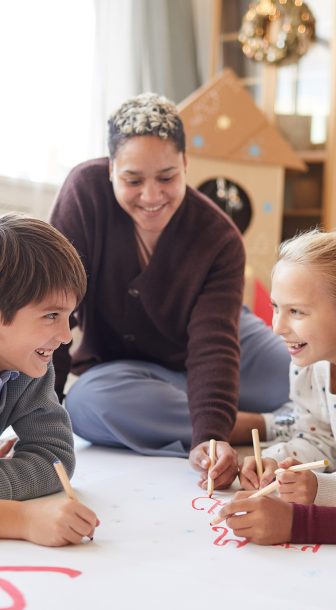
[110,135,187,234]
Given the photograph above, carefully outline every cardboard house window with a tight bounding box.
[198,178,252,234]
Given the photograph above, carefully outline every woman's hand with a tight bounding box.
[189,440,238,490]
[211,491,293,545]
[277,458,318,504]
[20,496,100,546]
[239,455,278,490]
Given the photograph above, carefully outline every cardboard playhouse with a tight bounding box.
[178,69,305,320]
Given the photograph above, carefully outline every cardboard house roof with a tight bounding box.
[178,69,305,171]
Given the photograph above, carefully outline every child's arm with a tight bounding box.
[212,493,293,545]
[212,491,336,545]
[0,497,99,546]
[260,364,336,471]
[0,365,75,499]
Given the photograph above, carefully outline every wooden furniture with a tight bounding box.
[209,0,336,237]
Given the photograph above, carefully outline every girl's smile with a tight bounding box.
[271,260,336,367]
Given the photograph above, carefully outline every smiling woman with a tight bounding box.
[50,91,291,493]
[109,136,187,252]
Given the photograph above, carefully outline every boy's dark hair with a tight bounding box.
[107,92,186,159]
[0,213,87,324]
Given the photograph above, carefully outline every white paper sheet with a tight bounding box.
[0,445,334,610]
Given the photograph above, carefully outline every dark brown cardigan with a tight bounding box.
[50,158,245,448]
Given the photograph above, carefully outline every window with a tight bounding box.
[0,0,95,184]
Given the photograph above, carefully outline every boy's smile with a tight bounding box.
[271,261,336,367]
[0,292,76,378]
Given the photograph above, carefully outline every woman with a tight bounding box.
[50,93,290,490]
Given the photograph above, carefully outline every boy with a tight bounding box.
[0,213,98,545]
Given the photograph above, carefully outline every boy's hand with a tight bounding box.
[277,458,318,504]
[20,496,100,546]
[189,441,238,490]
[211,491,293,545]
[239,455,278,490]
[0,437,17,459]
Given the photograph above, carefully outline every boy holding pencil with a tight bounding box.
[0,214,98,546]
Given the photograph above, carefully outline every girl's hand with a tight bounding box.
[239,455,278,490]
[20,496,100,546]
[189,441,238,490]
[277,458,318,504]
[211,491,293,545]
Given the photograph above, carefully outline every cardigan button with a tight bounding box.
[128,288,140,297]
[123,334,135,342]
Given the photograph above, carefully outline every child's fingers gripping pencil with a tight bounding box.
[249,459,329,498]
[210,458,329,526]
[54,460,95,541]
[275,459,328,475]
[212,458,330,527]
[252,428,263,483]
[249,479,279,498]
[207,439,216,498]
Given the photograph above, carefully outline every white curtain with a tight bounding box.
[90,0,202,157]
[89,0,137,158]
[0,0,212,182]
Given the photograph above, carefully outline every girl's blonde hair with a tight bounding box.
[276,229,336,301]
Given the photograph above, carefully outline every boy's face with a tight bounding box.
[0,292,76,378]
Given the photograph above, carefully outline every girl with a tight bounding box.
[213,229,336,543]
[241,229,336,506]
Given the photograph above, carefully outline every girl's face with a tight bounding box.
[110,135,187,235]
[271,260,336,366]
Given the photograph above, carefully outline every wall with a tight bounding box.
[0,176,57,220]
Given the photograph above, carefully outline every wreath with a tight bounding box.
[239,0,315,65]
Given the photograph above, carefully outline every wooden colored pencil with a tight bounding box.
[53,459,77,500]
[274,458,328,475]
[251,459,328,498]
[252,428,263,482]
[250,479,279,498]
[207,439,216,498]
